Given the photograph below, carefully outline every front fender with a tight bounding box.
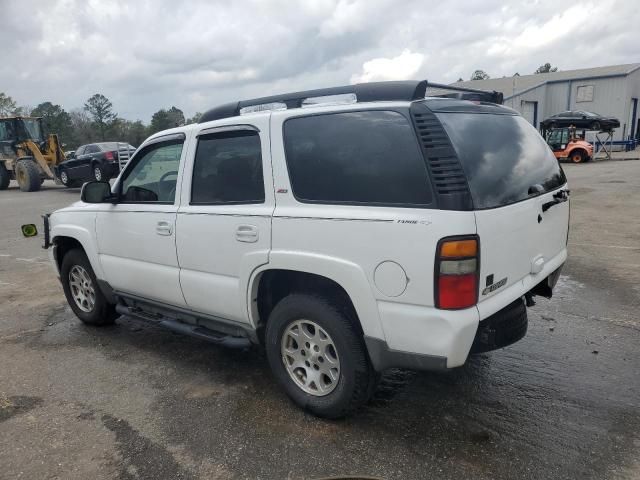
[247,250,385,341]
[50,211,102,279]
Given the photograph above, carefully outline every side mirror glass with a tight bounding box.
[81,181,115,203]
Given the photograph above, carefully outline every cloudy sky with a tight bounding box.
[1,0,638,121]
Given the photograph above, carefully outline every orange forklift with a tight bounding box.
[544,126,593,163]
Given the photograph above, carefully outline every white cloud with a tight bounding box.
[1,0,639,121]
[350,50,426,83]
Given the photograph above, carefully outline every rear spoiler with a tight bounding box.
[426,83,504,104]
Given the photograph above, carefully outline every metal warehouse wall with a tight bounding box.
[507,75,636,141]
[625,69,640,140]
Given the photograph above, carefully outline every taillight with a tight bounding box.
[105,151,115,161]
[435,236,479,310]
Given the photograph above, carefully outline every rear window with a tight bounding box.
[283,111,432,207]
[436,113,566,209]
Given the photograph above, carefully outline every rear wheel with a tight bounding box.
[591,121,601,131]
[570,150,586,163]
[60,249,117,326]
[15,159,41,192]
[265,294,376,418]
[93,164,104,182]
[0,162,10,190]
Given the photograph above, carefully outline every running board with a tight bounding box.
[115,304,251,349]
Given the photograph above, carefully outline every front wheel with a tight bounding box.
[15,159,41,192]
[265,294,376,418]
[60,249,117,326]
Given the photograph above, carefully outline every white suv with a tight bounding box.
[44,81,569,418]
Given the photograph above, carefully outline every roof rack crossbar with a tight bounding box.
[198,80,501,123]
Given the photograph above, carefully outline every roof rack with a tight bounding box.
[198,80,503,123]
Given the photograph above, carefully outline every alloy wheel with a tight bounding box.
[281,319,341,396]
[68,265,96,313]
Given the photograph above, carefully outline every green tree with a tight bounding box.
[0,92,17,116]
[470,70,490,81]
[30,102,73,144]
[69,108,95,147]
[107,118,148,147]
[84,93,116,140]
[185,112,202,125]
[534,63,558,74]
[149,106,185,134]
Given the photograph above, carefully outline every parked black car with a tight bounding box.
[56,142,136,187]
[540,111,620,131]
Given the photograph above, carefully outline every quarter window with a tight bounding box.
[191,130,264,205]
[283,111,432,206]
[121,140,183,203]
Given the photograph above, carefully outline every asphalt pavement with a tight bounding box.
[0,160,639,480]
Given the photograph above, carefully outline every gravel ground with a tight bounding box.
[0,160,639,480]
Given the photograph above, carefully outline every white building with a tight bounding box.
[454,63,640,141]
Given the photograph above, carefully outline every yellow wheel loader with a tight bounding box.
[0,116,66,192]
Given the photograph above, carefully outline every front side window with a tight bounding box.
[283,111,433,206]
[121,140,183,203]
[191,130,264,205]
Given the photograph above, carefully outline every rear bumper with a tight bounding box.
[368,254,566,372]
[470,299,527,354]
[373,301,479,370]
[103,162,120,178]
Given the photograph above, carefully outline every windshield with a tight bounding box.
[546,129,568,145]
[436,113,566,209]
[20,119,43,142]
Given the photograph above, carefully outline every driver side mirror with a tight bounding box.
[81,181,116,203]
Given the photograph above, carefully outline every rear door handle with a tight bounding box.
[236,224,258,243]
[156,221,173,236]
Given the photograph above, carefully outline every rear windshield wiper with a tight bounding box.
[542,189,570,212]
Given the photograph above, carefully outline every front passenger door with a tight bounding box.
[96,134,188,307]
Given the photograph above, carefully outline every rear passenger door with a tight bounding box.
[176,116,273,324]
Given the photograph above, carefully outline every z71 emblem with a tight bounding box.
[482,277,507,295]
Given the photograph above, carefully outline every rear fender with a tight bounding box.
[247,251,385,340]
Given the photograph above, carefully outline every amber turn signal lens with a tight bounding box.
[440,239,477,258]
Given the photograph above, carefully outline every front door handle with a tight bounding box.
[236,224,258,243]
[156,221,173,236]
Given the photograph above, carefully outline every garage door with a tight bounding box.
[522,101,538,128]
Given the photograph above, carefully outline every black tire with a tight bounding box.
[265,294,376,418]
[570,150,585,163]
[591,121,601,131]
[60,249,117,326]
[0,162,10,190]
[15,159,41,192]
[92,163,105,182]
[58,168,78,188]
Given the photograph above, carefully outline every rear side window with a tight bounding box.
[191,130,264,205]
[436,113,566,209]
[283,111,432,207]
